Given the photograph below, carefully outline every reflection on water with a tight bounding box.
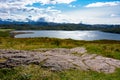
[15,30,120,41]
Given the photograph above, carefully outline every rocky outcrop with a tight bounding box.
[0,47,120,73]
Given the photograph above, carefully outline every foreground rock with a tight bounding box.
[0,47,120,73]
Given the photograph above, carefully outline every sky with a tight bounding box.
[0,0,120,24]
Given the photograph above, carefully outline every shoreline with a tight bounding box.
[10,31,33,38]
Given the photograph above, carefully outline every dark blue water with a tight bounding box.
[15,30,120,41]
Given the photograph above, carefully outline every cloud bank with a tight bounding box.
[85,1,120,8]
[0,0,76,22]
[0,0,76,5]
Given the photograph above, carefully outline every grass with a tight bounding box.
[0,30,120,80]
[0,65,120,80]
[0,29,13,32]
[0,29,13,37]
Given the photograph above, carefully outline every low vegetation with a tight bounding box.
[0,30,120,80]
[1,65,120,80]
[0,29,13,37]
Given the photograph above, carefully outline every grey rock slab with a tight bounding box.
[70,47,87,54]
[0,47,120,73]
[81,54,97,60]
[95,56,120,68]
[84,59,115,73]
[42,56,76,71]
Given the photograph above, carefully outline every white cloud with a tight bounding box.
[110,14,119,17]
[64,7,120,24]
[85,1,120,8]
[53,0,76,4]
[0,0,74,22]
[0,0,76,6]
[69,5,76,8]
[0,6,66,22]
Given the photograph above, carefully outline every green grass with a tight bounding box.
[0,29,13,37]
[0,29,13,32]
[0,65,120,80]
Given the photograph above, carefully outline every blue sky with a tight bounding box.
[0,0,120,24]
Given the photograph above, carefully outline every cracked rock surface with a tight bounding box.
[0,47,120,73]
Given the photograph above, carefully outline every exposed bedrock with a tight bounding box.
[0,47,120,73]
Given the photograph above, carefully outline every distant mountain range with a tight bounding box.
[0,18,120,28]
[0,16,52,24]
